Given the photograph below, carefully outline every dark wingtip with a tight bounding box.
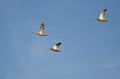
[41,22,44,25]
[58,42,62,44]
[56,42,62,46]
[103,8,107,11]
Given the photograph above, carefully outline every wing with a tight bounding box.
[99,9,107,19]
[40,22,45,31]
[53,42,62,50]
[55,42,61,46]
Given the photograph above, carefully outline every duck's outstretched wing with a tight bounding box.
[53,42,62,50]
[99,9,107,19]
[40,22,45,31]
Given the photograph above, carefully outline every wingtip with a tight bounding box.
[41,22,44,25]
[58,42,62,44]
[103,8,107,11]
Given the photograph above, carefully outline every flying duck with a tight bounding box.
[32,22,47,36]
[92,9,108,22]
[47,42,62,52]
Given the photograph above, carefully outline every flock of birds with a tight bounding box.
[32,8,108,52]
[32,22,62,52]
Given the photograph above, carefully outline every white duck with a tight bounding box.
[47,42,62,52]
[92,9,108,22]
[32,22,47,36]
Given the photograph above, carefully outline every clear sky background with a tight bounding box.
[0,0,120,79]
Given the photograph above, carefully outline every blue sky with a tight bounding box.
[0,0,120,79]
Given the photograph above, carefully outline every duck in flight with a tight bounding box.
[47,42,62,52]
[32,22,47,36]
[92,9,108,22]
